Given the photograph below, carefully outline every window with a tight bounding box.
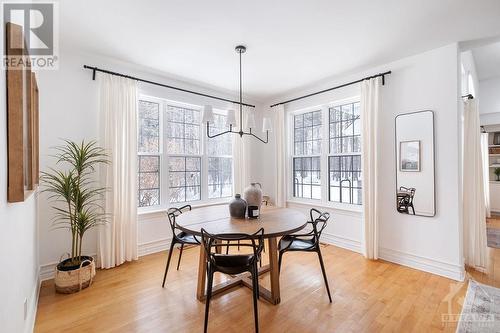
[328,102,362,205]
[292,110,322,199]
[166,105,201,203]
[138,100,161,207]
[207,114,233,199]
[289,100,362,207]
[137,97,233,209]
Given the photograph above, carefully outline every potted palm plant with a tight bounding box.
[42,140,108,293]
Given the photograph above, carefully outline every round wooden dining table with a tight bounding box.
[175,205,307,305]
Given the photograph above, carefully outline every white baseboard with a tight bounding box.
[321,232,362,254]
[38,238,174,282]
[39,253,97,282]
[378,247,465,281]
[138,237,172,257]
[320,233,464,281]
[39,262,57,282]
[25,275,41,333]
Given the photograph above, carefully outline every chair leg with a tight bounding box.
[251,266,259,333]
[278,251,284,274]
[176,243,184,270]
[204,266,214,333]
[226,241,230,255]
[317,249,332,303]
[238,240,240,251]
[162,240,176,288]
[254,262,260,300]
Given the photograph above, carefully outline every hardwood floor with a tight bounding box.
[34,244,493,333]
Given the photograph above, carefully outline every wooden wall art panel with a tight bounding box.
[5,22,39,202]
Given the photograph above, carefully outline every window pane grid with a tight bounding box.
[168,156,201,203]
[166,105,200,155]
[294,111,322,156]
[329,102,361,154]
[328,155,362,205]
[138,155,160,207]
[138,101,160,154]
[293,156,321,200]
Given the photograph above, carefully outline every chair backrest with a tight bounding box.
[200,228,265,266]
[309,208,330,245]
[166,204,192,232]
[399,187,416,204]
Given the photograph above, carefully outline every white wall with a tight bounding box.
[479,77,500,125]
[0,46,40,333]
[36,49,259,278]
[257,43,463,280]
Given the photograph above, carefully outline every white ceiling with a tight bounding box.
[472,41,500,80]
[60,0,500,101]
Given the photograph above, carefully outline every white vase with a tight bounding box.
[243,183,263,211]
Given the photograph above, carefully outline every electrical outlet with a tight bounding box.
[24,297,28,320]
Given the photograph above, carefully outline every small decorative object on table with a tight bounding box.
[243,182,263,211]
[229,194,247,218]
[248,205,259,219]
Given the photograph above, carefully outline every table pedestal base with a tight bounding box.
[196,237,281,305]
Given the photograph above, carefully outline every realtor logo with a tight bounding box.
[2,1,59,69]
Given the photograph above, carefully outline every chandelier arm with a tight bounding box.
[206,123,235,138]
[241,131,269,144]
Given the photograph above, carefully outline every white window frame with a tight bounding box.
[286,96,363,212]
[138,95,233,214]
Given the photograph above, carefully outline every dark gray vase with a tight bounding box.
[229,194,247,218]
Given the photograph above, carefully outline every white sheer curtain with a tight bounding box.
[463,99,488,271]
[274,104,286,207]
[481,133,491,218]
[98,74,138,269]
[361,77,381,260]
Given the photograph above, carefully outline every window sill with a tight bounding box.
[286,199,363,214]
[138,199,231,218]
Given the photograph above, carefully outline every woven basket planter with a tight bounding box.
[55,255,96,294]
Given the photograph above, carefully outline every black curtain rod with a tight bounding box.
[83,65,256,108]
[270,71,392,108]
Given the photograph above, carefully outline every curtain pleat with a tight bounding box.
[97,74,138,269]
[463,100,488,271]
[361,77,380,260]
[274,104,286,207]
[481,133,491,218]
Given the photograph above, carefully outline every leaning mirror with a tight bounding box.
[395,111,435,217]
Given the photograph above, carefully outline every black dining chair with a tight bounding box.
[161,204,200,288]
[201,228,265,333]
[278,208,332,303]
[397,186,416,215]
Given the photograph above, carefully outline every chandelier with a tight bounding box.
[202,45,271,144]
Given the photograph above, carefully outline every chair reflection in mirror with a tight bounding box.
[397,186,416,215]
